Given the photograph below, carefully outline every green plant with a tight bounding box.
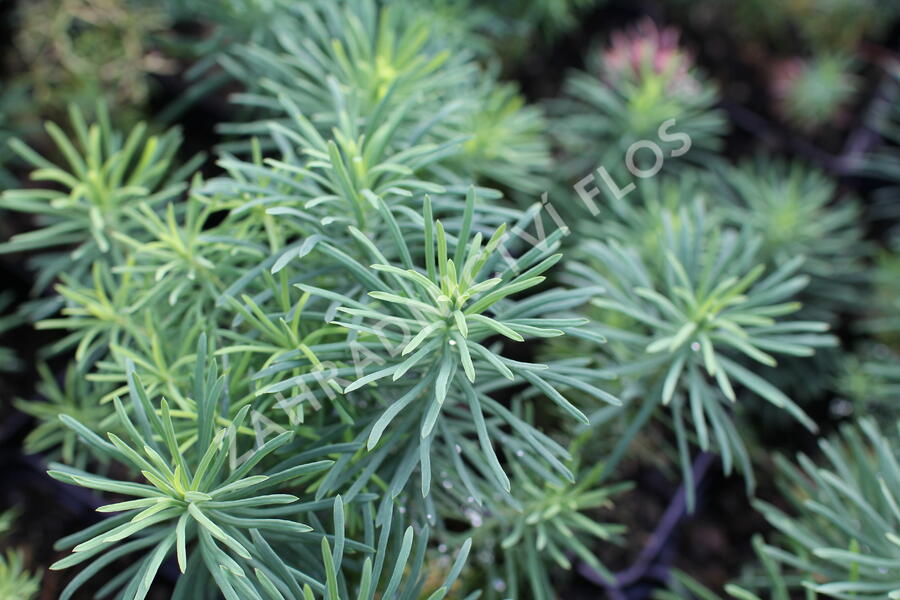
[838,348,900,419]
[48,339,470,599]
[0,103,201,295]
[755,419,900,599]
[15,363,118,468]
[216,0,474,150]
[4,1,899,598]
[771,55,859,132]
[448,80,551,197]
[0,509,42,600]
[837,244,900,419]
[219,0,550,198]
[0,1,620,591]
[0,509,16,537]
[452,455,630,599]
[657,421,900,600]
[718,157,867,321]
[0,549,42,600]
[552,19,727,186]
[292,190,619,495]
[566,198,834,504]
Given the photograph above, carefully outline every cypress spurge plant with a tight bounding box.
[444,80,551,197]
[552,19,726,183]
[48,345,333,600]
[0,103,200,294]
[719,157,866,320]
[5,62,601,593]
[838,349,900,420]
[222,0,475,141]
[0,550,41,600]
[15,363,118,468]
[568,199,834,503]
[7,0,893,597]
[0,508,42,600]
[332,192,556,394]
[295,189,619,495]
[660,418,900,599]
[42,337,473,600]
[209,93,455,235]
[771,54,859,132]
[36,260,147,364]
[448,454,630,600]
[220,0,549,198]
[755,419,900,599]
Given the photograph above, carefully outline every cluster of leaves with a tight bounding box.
[447,458,630,599]
[550,18,727,186]
[837,69,900,421]
[47,339,471,600]
[0,509,42,600]
[838,237,900,420]
[0,0,628,596]
[0,549,41,600]
[717,157,867,321]
[565,189,835,507]
[659,419,900,600]
[1,1,898,599]
[643,47,900,600]
[217,0,551,199]
[0,103,201,301]
[771,54,860,132]
[755,419,900,599]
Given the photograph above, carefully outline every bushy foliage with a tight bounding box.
[771,55,859,131]
[566,195,834,505]
[658,420,900,600]
[552,19,727,184]
[718,157,867,321]
[0,549,41,600]
[755,419,900,599]
[0,103,201,296]
[0,509,42,600]
[0,1,897,598]
[0,2,611,595]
